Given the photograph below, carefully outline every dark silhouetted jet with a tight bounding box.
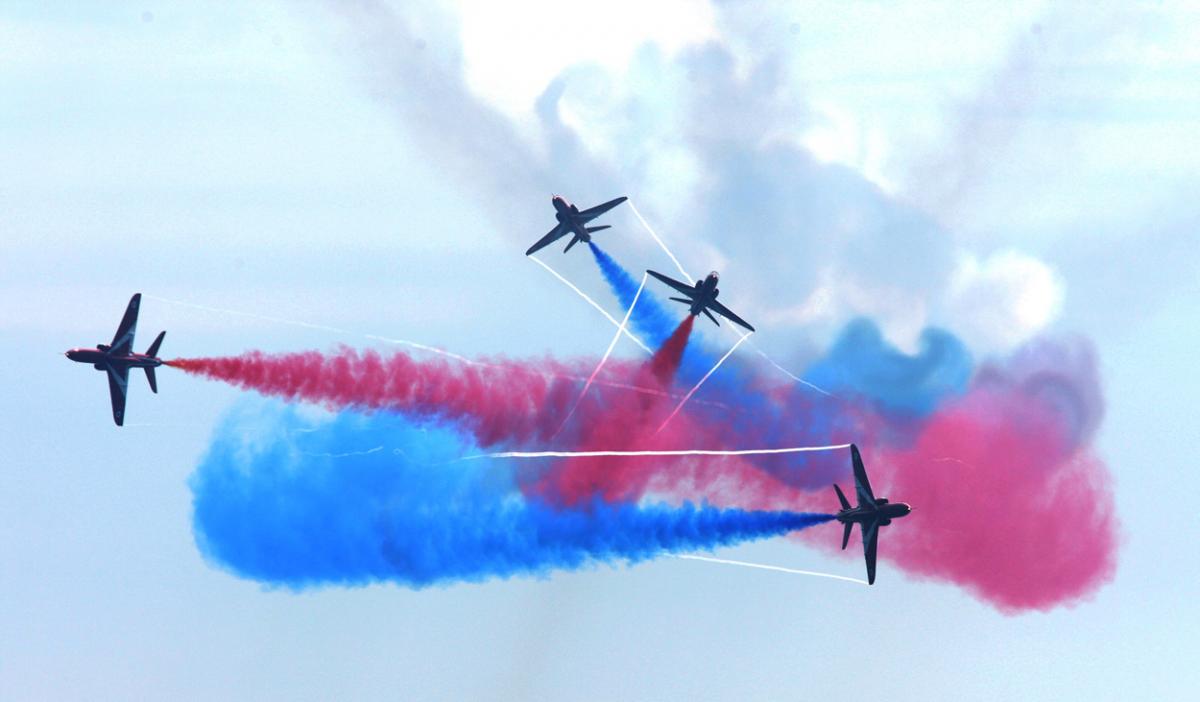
[835,444,911,584]
[525,194,628,255]
[646,269,756,332]
[65,293,165,426]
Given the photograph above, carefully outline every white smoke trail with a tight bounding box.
[555,273,648,436]
[528,255,652,354]
[300,446,385,459]
[145,294,356,336]
[676,554,868,585]
[146,294,479,365]
[463,444,850,460]
[749,346,834,397]
[628,200,691,281]
[656,330,753,433]
[363,334,480,365]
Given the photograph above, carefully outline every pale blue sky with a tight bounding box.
[2,2,1198,700]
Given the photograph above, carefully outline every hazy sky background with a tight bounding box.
[2,1,1198,699]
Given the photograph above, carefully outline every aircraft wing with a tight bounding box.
[525,223,569,256]
[647,270,697,297]
[861,518,879,585]
[105,364,129,426]
[110,293,141,355]
[577,195,627,221]
[707,298,755,332]
[851,444,877,507]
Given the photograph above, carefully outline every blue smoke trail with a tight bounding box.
[190,400,834,588]
[589,242,679,348]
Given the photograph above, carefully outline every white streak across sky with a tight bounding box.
[529,255,652,353]
[656,330,753,433]
[463,444,850,460]
[555,272,649,436]
[676,554,868,585]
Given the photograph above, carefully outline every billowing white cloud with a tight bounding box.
[450,0,717,121]
[942,249,1065,353]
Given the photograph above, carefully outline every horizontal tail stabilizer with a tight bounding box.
[841,521,853,550]
[585,225,610,233]
[668,296,692,305]
[146,330,165,358]
[564,236,579,253]
[702,308,719,326]
[834,483,851,510]
[145,366,158,394]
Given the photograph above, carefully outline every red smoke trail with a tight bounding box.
[649,316,695,384]
[169,349,624,446]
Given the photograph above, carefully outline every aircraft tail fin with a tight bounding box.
[834,483,851,511]
[144,366,158,394]
[841,521,853,550]
[564,236,579,253]
[145,330,165,358]
[585,225,610,233]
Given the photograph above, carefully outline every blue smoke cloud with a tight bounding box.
[190,400,833,588]
[802,318,973,418]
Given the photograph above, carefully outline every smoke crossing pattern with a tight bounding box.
[589,242,680,349]
[191,401,835,588]
[171,251,1118,610]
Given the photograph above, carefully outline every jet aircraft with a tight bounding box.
[646,269,756,332]
[65,293,165,426]
[525,194,628,255]
[834,444,912,584]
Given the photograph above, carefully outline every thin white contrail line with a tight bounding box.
[146,294,480,365]
[749,345,834,397]
[529,255,652,354]
[462,444,850,460]
[145,294,356,336]
[625,203,835,398]
[555,273,648,436]
[676,554,868,585]
[300,446,385,458]
[363,334,480,365]
[628,200,691,281]
[656,331,753,433]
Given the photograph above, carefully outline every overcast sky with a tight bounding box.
[2,1,1198,700]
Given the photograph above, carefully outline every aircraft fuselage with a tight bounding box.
[686,273,721,316]
[836,499,912,526]
[66,347,162,370]
[552,196,592,242]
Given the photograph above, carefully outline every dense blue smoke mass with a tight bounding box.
[803,318,973,418]
[190,401,834,588]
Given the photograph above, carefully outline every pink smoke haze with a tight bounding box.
[875,386,1118,612]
